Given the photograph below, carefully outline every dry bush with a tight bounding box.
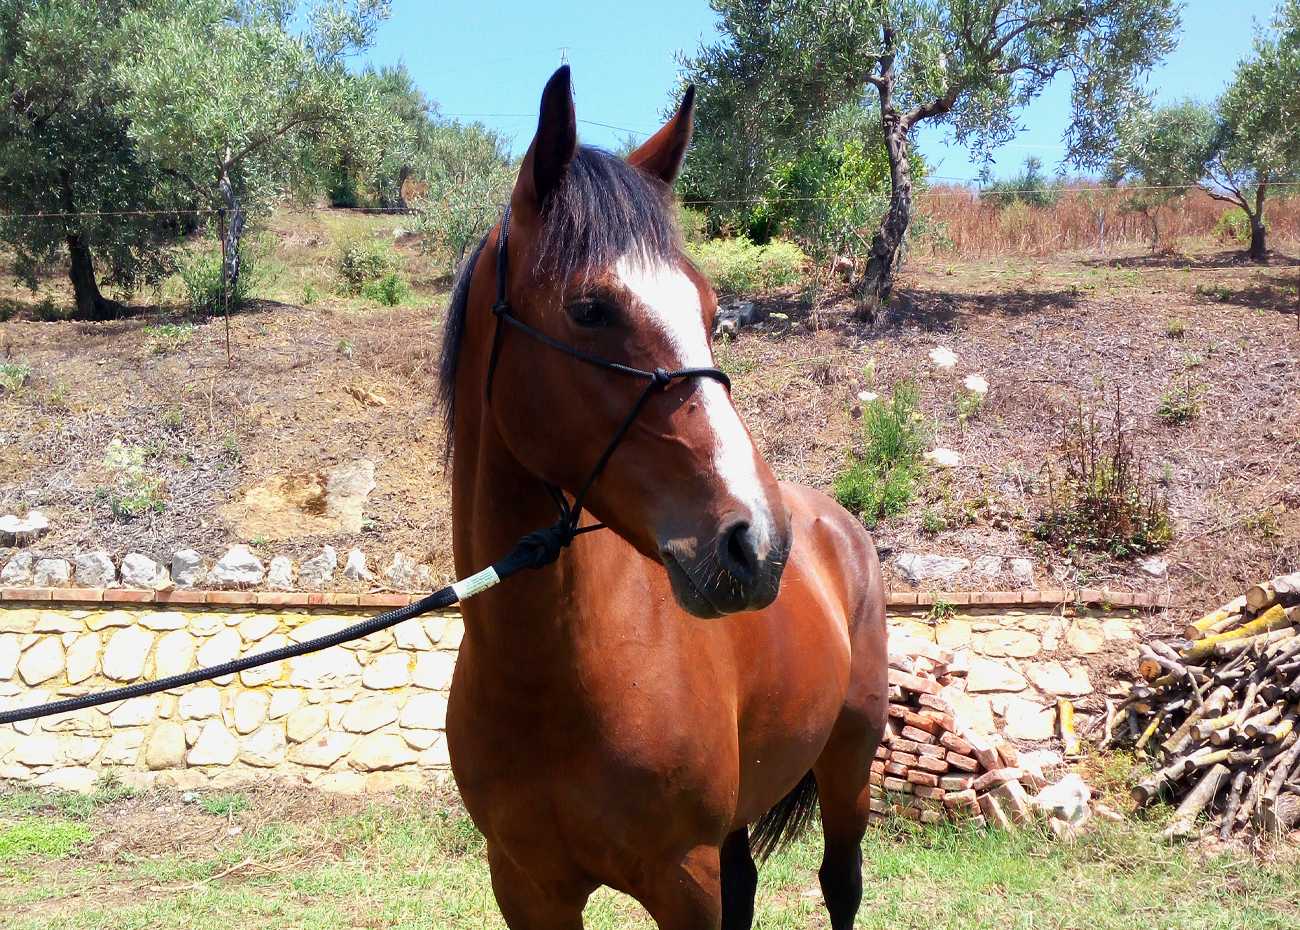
[914,185,1300,258]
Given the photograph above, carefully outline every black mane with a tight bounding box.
[436,145,681,448]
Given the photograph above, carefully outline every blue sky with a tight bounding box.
[365,0,1282,181]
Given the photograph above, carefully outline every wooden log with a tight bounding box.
[1187,595,1248,638]
[1219,769,1250,841]
[1162,685,1234,754]
[1247,573,1300,614]
[1243,703,1286,739]
[1181,606,1293,663]
[1214,627,1297,659]
[1163,763,1231,840]
[1058,699,1081,757]
[1134,711,1165,752]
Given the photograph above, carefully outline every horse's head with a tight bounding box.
[481,66,791,618]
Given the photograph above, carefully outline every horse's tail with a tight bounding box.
[748,770,819,862]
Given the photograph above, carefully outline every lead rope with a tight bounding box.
[0,205,730,727]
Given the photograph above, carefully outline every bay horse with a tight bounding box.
[441,66,887,929]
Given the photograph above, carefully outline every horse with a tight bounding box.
[440,65,887,930]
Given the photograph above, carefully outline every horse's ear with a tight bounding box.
[514,66,578,214]
[627,85,695,186]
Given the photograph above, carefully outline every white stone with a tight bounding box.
[1000,697,1057,741]
[401,727,439,750]
[1066,619,1105,655]
[298,546,337,588]
[139,611,186,631]
[32,558,71,587]
[348,733,417,771]
[963,373,989,395]
[0,634,22,679]
[267,556,295,590]
[418,735,451,769]
[171,549,206,588]
[196,628,241,668]
[289,649,362,689]
[189,613,224,636]
[341,696,400,733]
[241,725,287,767]
[239,615,279,643]
[973,555,1002,577]
[209,545,265,588]
[74,550,116,587]
[0,510,49,545]
[239,633,287,687]
[394,620,432,651]
[289,617,352,643]
[929,346,958,370]
[100,730,145,766]
[35,767,98,793]
[315,771,367,793]
[966,657,1028,693]
[108,696,158,727]
[895,552,971,584]
[1026,661,1093,697]
[233,691,270,734]
[15,733,61,766]
[362,653,410,690]
[412,651,456,690]
[18,637,64,685]
[923,448,962,468]
[187,720,239,765]
[268,690,300,719]
[145,721,187,769]
[343,548,372,582]
[1,551,34,585]
[179,686,222,720]
[856,390,879,403]
[383,552,420,592]
[1009,558,1034,586]
[120,552,161,588]
[1034,774,1091,824]
[2,689,49,735]
[153,630,195,679]
[1139,556,1169,578]
[288,731,355,768]
[287,705,329,743]
[400,692,448,730]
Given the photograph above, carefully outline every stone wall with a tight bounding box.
[0,589,1159,793]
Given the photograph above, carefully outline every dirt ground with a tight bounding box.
[1,214,1297,613]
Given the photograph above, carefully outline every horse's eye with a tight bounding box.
[568,299,615,328]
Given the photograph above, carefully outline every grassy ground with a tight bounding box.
[2,784,1297,930]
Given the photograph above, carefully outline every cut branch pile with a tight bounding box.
[874,637,1056,830]
[1112,572,1300,840]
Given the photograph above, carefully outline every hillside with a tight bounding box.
[1,207,1297,616]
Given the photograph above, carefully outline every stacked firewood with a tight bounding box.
[1114,572,1300,839]
[871,637,1047,830]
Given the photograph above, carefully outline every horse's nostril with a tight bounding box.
[720,520,758,584]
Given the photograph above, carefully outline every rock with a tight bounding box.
[74,550,116,587]
[239,616,278,643]
[1,551,34,585]
[0,634,20,679]
[1000,697,1056,741]
[383,552,420,592]
[401,727,439,750]
[288,731,356,768]
[400,692,448,730]
[289,617,352,643]
[223,459,375,540]
[266,556,294,590]
[0,510,49,546]
[108,696,158,727]
[298,546,337,588]
[895,552,971,584]
[153,630,195,679]
[196,628,241,668]
[179,687,222,720]
[714,299,758,333]
[1026,661,1093,697]
[412,651,456,690]
[1065,619,1105,655]
[856,390,880,403]
[966,657,1027,693]
[32,558,71,587]
[239,633,287,687]
[1034,773,1091,824]
[923,448,962,468]
[973,555,1003,577]
[1041,616,1067,651]
[287,705,328,743]
[171,549,206,588]
[17,637,64,685]
[394,620,432,651]
[209,545,264,588]
[1009,558,1034,586]
[268,690,300,720]
[1139,556,1169,578]
[145,722,187,769]
[100,730,145,766]
[343,549,372,582]
[928,346,958,370]
[963,373,989,395]
[101,626,153,681]
[65,633,101,684]
[289,649,362,689]
[233,691,270,734]
[362,654,410,690]
[978,629,1041,659]
[120,552,162,588]
[187,721,239,766]
[1101,618,1135,642]
[348,733,417,772]
[138,611,186,631]
[341,696,400,733]
[35,767,98,793]
[240,725,287,767]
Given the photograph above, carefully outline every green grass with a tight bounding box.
[3,791,1298,930]
[834,380,929,527]
[200,793,250,817]
[142,322,197,355]
[0,818,93,861]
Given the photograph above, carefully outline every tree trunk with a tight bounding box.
[65,233,122,321]
[858,116,912,317]
[1248,216,1267,262]
[396,164,412,211]
[1149,209,1160,254]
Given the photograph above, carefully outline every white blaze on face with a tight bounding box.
[614,254,773,556]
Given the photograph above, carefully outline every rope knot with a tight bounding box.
[517,523,574,569]
[651,367,673,388]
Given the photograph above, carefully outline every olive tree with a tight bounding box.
[682,0,1180,312]
[415,121,514,272]
[0,0,180,320]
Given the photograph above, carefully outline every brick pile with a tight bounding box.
[869,637,1039,829]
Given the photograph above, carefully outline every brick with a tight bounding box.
[1078,588,1106,605]
[991,780,1034,824]
[971,590,1023,605]
[1102,590,1138,607]
[890,737,923,755]
[874,743,890,759]
[153,588,207,604]
[900,725,935,744]
[884,761,909,777]
[887,702,912,719]
[904,711,941,734]
[912,592,936,606]
[917,693,950,712]
[899,805,922,821]
[886,591,919,606]
[918,808,943,824]
[255,591,311,606]
[971,767,1022,792]
[358,593,412,607]
[968,814,988,829]
[103,589,154,603]
[939,732,974,755]
[920,709,956,730]
[944,788,978,808]
[940,774,974,792]
[325,593,360,606]
[946,752,980,772]
[882,777,913,794]
[203,590,256,605]
[2,587,54,601]
[889,750,919,766]
[967,737,1001,770]
[869,771,884,786]
[913,785,946,801]
[869,797,887,814]
[914,755,949,774]
[58,588,106,603]
[916,742,946,759]
[978,792,1012,830]
[906,770,939,788]
[870,760,885,774]
[887,668,942,696]
[996,740,1020,767]
[1028,589,1070,605]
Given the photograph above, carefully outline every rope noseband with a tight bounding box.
[0,207,730,726]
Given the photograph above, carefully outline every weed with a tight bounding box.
[338,239,398,293]
[100,438,164,520]
[303,282,320,305]
[1164,317,1186,339]
[1193,282,1232,302]
[250,534,269,547]
[221,432,242,463]
[179,240,265,314]
[833,380,928,526]
[360,271,410,306]
[927,596,956,622]
[142,322,196,355]
[1156,379,1202,426]
[0,818,92,862]
[955,389,984,424]
[1242,509,1281,540]
[0,361,32,393]
[713,340,757,380]
[160,407,183,430]
[1181,351,1204,369]
[920,508,947,534]
[200,793,250,817]
[337,337,355,358]
[1034,397,1172,559]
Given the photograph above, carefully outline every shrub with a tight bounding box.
[678,206,710,244]
[833,380,928,526]
[1164,317,1186,338]
[360,271,410,306]
[1034,401,1172,558]
[337,240,398,294]
[0,361,31,393]
[686,236,808,295]
[981,157,1062,208]
[179,241,263,314]
[98,439,164,520]
[1214,209,1249,244]
[1156,379,1201,425]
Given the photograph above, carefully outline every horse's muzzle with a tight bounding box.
[659,518,789,618]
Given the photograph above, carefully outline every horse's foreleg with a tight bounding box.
[638,843,724,930]
[488,847,591,930]
[719,829,757,930]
